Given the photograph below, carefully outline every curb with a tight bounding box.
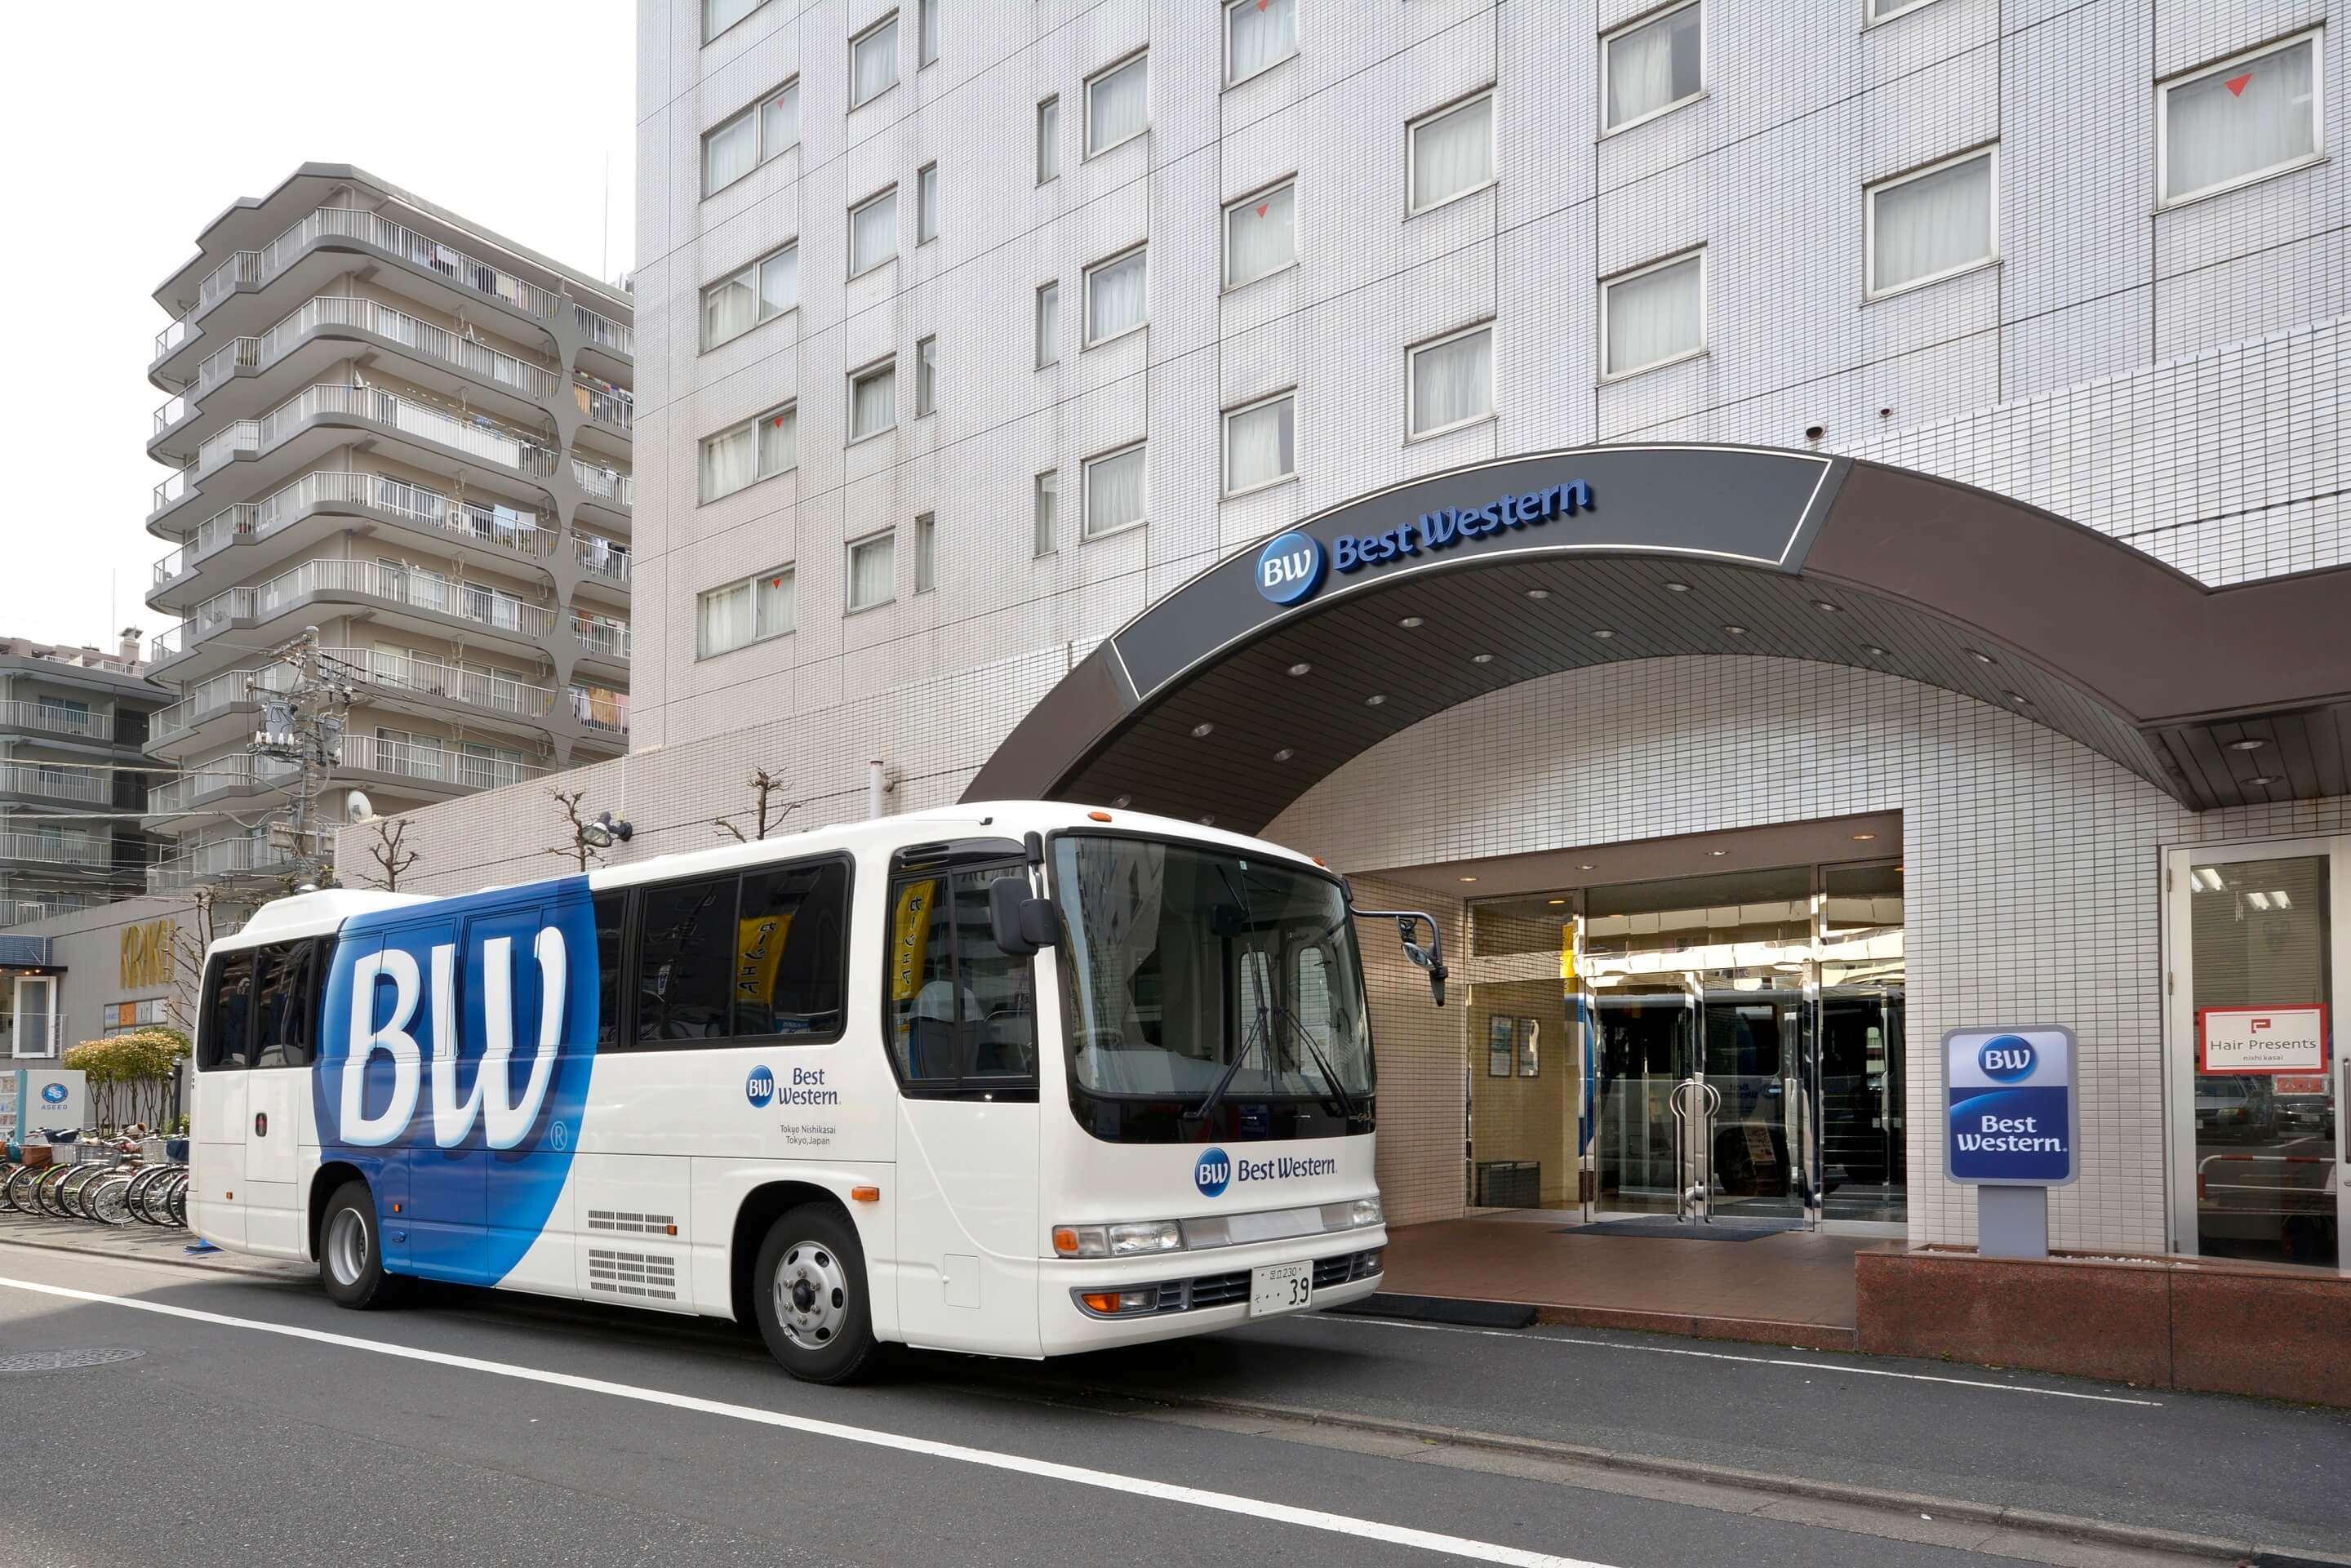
[0,1224,298,1283]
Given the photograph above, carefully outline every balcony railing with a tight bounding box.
[153,547,186,587]
[340,734,548,790]
[147,835,287,894]
[1,701,116,743]
[571,458,633,508]
[574,379,633,432]
[0,895,100,926]
[189,206,564,325]
[326,646,558,720]
[153,393,189,434]
[148,663,299,744]
[571,614,632,661]
[0,763,109,804]
[146,755,302,818]
[0,829,113,867]
[171,470,547,583]
[574,302,633,357]
[566,683,630,735]
[573,535,631,583]
[171,558,558,657]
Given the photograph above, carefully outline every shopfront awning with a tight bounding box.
[966,445,2351,829]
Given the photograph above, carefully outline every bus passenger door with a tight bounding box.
[189,948,256,1250]
[242,939,319,1258]
[889,867,1042,1354]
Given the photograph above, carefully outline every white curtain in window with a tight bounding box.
[753,569,794,637]
[1225,184,1295,286]
[758,247,798,317]
[917,339,936,415]
[1087,446,1145,535]
[699,580,753,655]
[915,514,937,592]
[1411,95,1493,210]
[849,535,896,608]
[918,165,939,241]
[705,0,759,38]
[1226,397,1295,491]
[1605,255,1702,375]
[1606,3,1700,129]
[2166,41,2316,200]
[700,423,756,501]
[761,83,799,158]
[851,366,896,438]
[1411,328,1492,435]
[1088,56,1149,153]
[920,0,940,63]
[1033,471,1057,554]
[757,406,796,476]
[851,191,897,273]
[1087,251,1147,342]
[703,269,758,347]
[1229,0,1295,81]
[1872,153,1992,293]
[1036,282,1059,366]
[1037,99,1060,181]
[705,111,757,193]
[852,19,899,105]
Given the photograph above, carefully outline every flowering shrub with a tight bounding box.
[61,1028,192,1130]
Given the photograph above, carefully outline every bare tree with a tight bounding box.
[167,886,220,1033]
[365,819,421,891]
[549,788,604,872]
[713,766,801,842]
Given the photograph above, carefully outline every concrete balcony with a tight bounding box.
[328,646,559,721]
[0,895,100,926]
[144,753,302,821]
[574,378,633,434]
[339,733,549,793]
[146,835,291,894]
[571,457,633,514]
[571,611,633,666]
[0,762,109,806]
[565,682,630,739]
[0,701,117,744]
[574,301,633,358]
[0,829,113,868]
[146,663,298,754]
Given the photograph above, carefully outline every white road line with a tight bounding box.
[0,1274,1610,1568]
[1316,1315,2163,1406]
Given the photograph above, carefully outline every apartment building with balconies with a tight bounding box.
[0,631,167,925]
[141,166,634,891]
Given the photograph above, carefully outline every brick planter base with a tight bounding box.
[1856,1246,2351,1406]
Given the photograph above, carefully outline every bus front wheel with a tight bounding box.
[318,1181,403,1310]
[753,1205,878,1384]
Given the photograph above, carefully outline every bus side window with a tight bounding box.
[253,942,316,1068]
[199,950,255,1071]
[736,860,849,1040]
[637,875,738,1042]
[889,876,956,1081]
[593,890,627,1047]
[950,870,1036,1082]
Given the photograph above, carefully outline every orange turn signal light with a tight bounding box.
[1081,1291,1122,1314]
[1088,811,1113,822]
[1051,1226,1081,1255]
[391,1202,402,1215]
[851,1185,882,1202]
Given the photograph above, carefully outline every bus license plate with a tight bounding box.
[1249,1261,1313,1317]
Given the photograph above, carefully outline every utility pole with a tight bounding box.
[248,625,357,891]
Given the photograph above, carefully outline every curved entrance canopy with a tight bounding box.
[967,446,2351,831]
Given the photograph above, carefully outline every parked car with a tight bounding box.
[2195,1075,2279,1144]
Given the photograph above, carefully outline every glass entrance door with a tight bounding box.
[2167,841,2346,1271]
[1697,987,1807,1219]
[1817,986,1905,1223]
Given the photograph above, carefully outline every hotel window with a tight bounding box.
[697,566,795,658]
[703,81,798,195]
[847,530,896,611]
[699,404,797,502]
[700,243,798,349]
[1602,250,1704,379]
[1865,0,1940,20]
[919,0,939,65]
[1035,282,1060,366]
[1227,0,1295,85]
[1408,91,1495,214]
[1033,470,1058,556]
[851,14,900,108]
[1866,145,1995,297]
[1037,96,1060,183]
[850,186,898,276]
[1084,444,1146,538]
[1087,51,1149,156]
[1084,247,1147,345]
[918,162,939,242]
[850,359,898,442]
[1224,392,1295,495]
[916,336,936,416]
[704,0,764,42]
[1602,1,1701,132]
[1224,180,1296,288]
[2161,32,2322,205]
[914,512,937,593]
[1407,323,1493,438]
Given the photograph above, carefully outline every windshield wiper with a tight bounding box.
[1273,1002,1364,1125]
[1184,864,1273,1130]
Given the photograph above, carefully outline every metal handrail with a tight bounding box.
[571,614,633,660]
[340,734,548,789]
[145,754,303,817]
[148,664,299,740]
[324,646,559,719]
[0,763,109,804]
[0,830,113,866]
[1669,1077,1722,1224]
[189,206,567,324]
[173,469,547,580]
[572,535,631,581]
[0,700,116,742]
[574,379,634,431]
[170,557,558,655]
[565,683,631,735]
[571,457,633,506]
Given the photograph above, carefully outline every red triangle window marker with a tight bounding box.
[2225,72,2252,96]
[1256,202,1269,217]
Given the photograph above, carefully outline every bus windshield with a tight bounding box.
[1051,834,1374,1102]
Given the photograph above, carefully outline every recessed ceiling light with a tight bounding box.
[1813,601,1838,612]
[1590,629,1616,640]
[2229,738,2267,752]
[1578,863,1595,871]
[1458,876,1477,883]
[2247,775,2278,787]
[1198,815,1216,826]
[1191,722,1215,737]
[2004,691,2031,706]
[1664,581,1691,593]
[1287,661,1312,677]
[1398,615,1424,629]
[1863,645,1890,658]
[1365,694,1386,706]
[1709,849,1729,857]
[1966,649,1995,665]
[1851,833,1876,842]
[1548,898,1567,905]
[1526,588,1551,601]
[1273,748,1295,762]
[1111,794,1132,808]
[1471,652,1495,664]
[1722,624,1748,636]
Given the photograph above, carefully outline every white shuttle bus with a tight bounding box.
[189,802,1445,1382]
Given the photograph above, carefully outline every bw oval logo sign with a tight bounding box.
[1977,1035,2038,1082]
[746,1066,776,1108]
[1255,531,1324,606]
[1194,1147,1233,1197]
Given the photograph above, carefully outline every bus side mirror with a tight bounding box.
[988,877,1059,956]
[1351,907,1448,1006]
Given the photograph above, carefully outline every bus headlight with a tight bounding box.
[1108,1220,1183,1255]
[1349,1196,1383,1228]
[1318,1197,1384,1231]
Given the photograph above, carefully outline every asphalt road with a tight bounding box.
[0,1238,2344,1568]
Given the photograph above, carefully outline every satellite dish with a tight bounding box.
[345,791,377,824]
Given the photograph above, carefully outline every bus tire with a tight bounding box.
[752,1205,878,1384]
[318,1181,402,1310]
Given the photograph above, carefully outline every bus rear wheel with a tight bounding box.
[318,1181,403,1310]
[753,1205,877,1384]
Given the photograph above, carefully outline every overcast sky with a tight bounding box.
[0,1,636,655]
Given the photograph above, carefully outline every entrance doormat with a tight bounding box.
[1559,1219,1805,1242]
[1324,1293,1538,1329]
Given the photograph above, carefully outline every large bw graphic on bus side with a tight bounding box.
[187,804,1434,1382]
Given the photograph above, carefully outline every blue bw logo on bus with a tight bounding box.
[746,1065,777,1108]
[1255,531,1324,606]
[1195,1147,1233,1197]
[1978,1036,2038,1082]
[40,1082,67,1104]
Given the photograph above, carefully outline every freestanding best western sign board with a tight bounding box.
[1944,1025,2078,1258]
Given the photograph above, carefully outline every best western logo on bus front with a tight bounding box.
[1944,1025,2077,1185]
[1194,1145,1337,1197]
